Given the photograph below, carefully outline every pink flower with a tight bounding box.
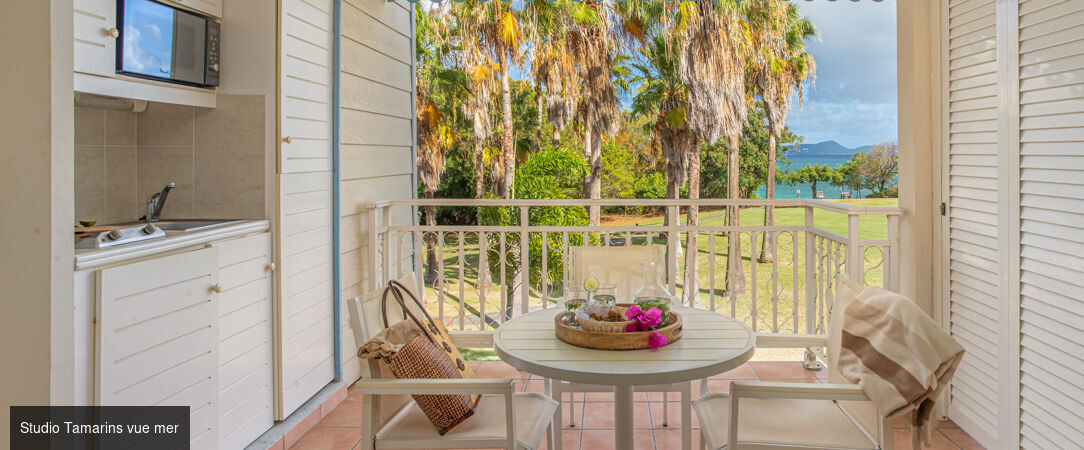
[637,308,663,329]
[624,306,665,332]
[648,331,668,349]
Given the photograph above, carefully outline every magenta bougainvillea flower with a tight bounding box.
[648,331,668,350]
[624,306,668,350]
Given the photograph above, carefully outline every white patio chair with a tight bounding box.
[350,274,559,450]
[550,245,696,449]
[692,278,893,450]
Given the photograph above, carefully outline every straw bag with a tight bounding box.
[358,280,479,434]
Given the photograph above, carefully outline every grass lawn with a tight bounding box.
[421,198,899,361]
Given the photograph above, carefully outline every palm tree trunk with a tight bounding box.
[474,137,485,199]
[499,52,514,199]
[583,126,601,225]
[537,88,545,146]
[759,131,777,263]
[724,134,745,296]
[424,189,440,284]
[683,146,701,307]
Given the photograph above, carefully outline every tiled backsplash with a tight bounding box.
[74,95,266,224]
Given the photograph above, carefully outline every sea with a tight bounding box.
[754,154,864,200]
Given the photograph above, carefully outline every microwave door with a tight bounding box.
[171,11,206,85]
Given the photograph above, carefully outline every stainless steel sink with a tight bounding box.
[111,219,245,232]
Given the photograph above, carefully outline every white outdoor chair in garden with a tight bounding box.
[349,274,559,450]
[552,246,696,443]
[692,279,893,450]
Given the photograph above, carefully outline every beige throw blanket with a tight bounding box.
[833,285,964,449]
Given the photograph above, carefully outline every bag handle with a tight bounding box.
[381,281,438,344]
[387,280,442,330]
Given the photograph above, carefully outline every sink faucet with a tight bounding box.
[146,182,175,223]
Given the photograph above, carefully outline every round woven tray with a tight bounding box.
[554,306,682,350]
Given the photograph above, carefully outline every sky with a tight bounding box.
[784,0,898,149]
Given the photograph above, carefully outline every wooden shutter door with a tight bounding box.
[943,0,1001,444]
[1016,0,1084,447]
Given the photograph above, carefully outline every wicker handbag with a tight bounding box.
[378,281,478,434]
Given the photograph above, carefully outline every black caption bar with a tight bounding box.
[10,406,189,449]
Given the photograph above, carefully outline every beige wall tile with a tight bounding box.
[195,94,265,147]
[74,107,105,146]
[138,146,195,219]
[75,145,106,224]
[138,102,194,147]
[195,146,265,219]
[105,110,137,146]
[105,146,139,223]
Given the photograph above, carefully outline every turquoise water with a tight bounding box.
[754,154,863,200]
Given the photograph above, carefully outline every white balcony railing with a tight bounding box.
[364,199,901,348]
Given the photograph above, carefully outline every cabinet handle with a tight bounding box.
[210,284,223,293]
[282,136,292,144]
[106,27,119,38]
[266,262,276,272]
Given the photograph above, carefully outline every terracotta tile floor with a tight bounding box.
[291,361,984,449]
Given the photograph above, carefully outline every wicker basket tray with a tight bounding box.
[555,306,683,350]
[576,306,635,333]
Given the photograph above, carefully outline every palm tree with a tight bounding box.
[676,0,751,302]
[416,7,470,283]
[527,0,620,225]
[749,0,817,262]
[461,42,497,199]
[453,1,522,199]
[630,34,695,203]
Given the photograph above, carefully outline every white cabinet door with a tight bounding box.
[74,0,118,77]
[276,0,335,419]
[97,247,221,450]
[175,0,223,18]
[212,233,275,450]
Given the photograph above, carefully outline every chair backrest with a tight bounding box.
[569,246,666,301]
[349,272,430,428]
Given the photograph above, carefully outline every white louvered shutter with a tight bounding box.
[1016,0,1084,448]
[945,0,1000,444]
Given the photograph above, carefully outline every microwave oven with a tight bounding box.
[116,0,220,88]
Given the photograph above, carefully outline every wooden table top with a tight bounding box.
[493,305,756,386]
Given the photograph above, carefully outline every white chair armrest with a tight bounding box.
[354,378,515,396]
[729,381,868,402]
[754,333,828,349]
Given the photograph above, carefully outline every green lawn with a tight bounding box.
[421,198,899,348]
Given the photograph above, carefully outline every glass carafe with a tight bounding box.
[633,261,673,323]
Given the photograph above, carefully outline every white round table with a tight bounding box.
[493,305,756,449]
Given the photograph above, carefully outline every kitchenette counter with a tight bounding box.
[75,219,270,270]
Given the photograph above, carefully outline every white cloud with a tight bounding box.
[784,0,898,148]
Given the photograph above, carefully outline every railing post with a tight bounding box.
[666,204,679,297]
[847,213,862,285]
[804,206,816,335]
[520,206,530,316]
[367,205,379,293]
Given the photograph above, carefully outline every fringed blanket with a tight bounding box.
[833,284,965,449]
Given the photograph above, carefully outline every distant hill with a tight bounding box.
[792,140,875,156]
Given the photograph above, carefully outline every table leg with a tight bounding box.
[614,385,634,450]
[681,382,692,450]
